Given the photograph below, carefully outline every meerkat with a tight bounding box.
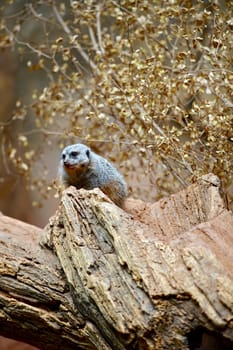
[60,143,128,207]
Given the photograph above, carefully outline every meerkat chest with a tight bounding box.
[73,167,100,190]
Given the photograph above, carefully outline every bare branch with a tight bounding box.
[96,3,105,54]
[5,27,52,59]
[89,26,101,54]
[52,3,97,71]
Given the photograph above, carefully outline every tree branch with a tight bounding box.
[0,174,233,349]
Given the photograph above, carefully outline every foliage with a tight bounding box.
[0,0,232,204]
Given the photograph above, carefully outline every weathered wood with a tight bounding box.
[0,174,233,349]
[0,215,111,349]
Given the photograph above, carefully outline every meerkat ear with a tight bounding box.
[86,149,90,158]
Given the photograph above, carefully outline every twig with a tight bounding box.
[5,26,52,59]
[96,3,104,54]
[27,4,53,24]
[88,26,100,54]
[52,3,97,71]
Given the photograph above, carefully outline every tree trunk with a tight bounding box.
[0,174,232,350]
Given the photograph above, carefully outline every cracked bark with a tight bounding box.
[0,174,232,350]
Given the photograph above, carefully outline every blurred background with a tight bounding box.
[1,0,233,227]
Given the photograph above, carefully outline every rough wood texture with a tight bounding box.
[0,215,111,349]
[0,174,233,349]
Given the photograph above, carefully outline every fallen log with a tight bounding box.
[0,174,232,349]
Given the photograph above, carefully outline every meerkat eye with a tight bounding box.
[70,151,79,157]
[86,149,90,158]
[62,154,66,160]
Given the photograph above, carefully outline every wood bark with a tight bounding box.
[0,174,232,350]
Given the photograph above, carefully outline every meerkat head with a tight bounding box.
[61,143,91,175]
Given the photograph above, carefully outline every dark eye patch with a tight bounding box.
[70,151,79,157]
[62,154,66,159]
[86,149,90,157]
